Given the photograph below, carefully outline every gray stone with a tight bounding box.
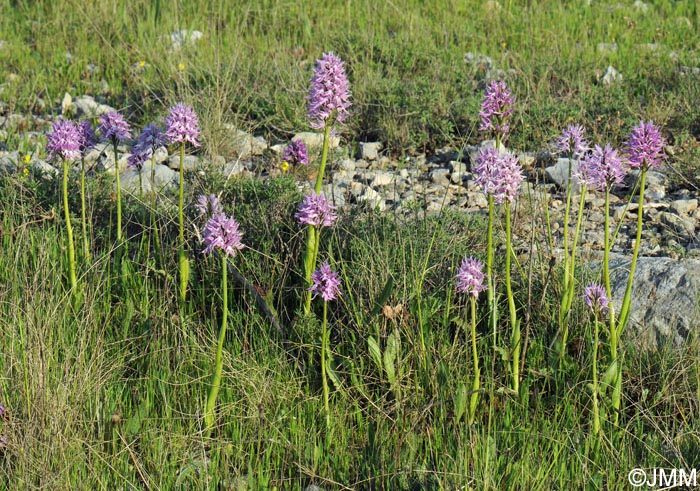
[609,257,700,350]
[545,158,580,190]
[171,29,203,50]
[31,160,58,177]
[449,161,468,173]
[464,52,494,71]
[121,165,178,194]
[634,0,649,12]
[597,43,618,55]
[226,127,266,159]
[370,171,393,187]
[671,199,698,216]
[659,211,695,236]
[73,95,116,118]
[337,159,356,172]
[292,132,340,150]
[223,161,246,177]
[61,92,73,116]
[356,186,386,211]
[168,154,201,171]
[322,183,347,208]
[358,142,382,161]
[0,156,16,174]
[450,171,468,184]
[430,168,450,186]
[601,65,622,85]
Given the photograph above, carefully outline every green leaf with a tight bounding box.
[454,383,468,423]
[367,336,382,370]
[384,328,401,386]
[371,276,394,318]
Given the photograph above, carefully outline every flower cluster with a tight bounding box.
[584,283,611,316]
[307,52,352,130]
[473,147,524,204]
[99,111,131,143]
[165,103,200,147]
[202,213,245,257]
[77,120,97,158]
[195,194,223,219]
[295,192,338,227]
[129,124,166,170]
[282,139,309,166]
[46,120,81,160]
[310,262,342,302]
[455,257,486,298]
[556,124,588,159]
[626,120,665,170]
[479,80,515,136]
[576,144,627,191]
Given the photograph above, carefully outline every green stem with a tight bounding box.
[592,318,601,436]
[178,142,189,304]
[486,195,497,351]
[80,158,90,262]
[558,159,575,361]
[321,300,331,429]
[63,158,77,290]
[468,296,480,425]
[505,201,519,393]
[205,254,229,431]
[603,188,619,424]
[113,140,122,242]
[303,225,318,314]
[314,123,332,193]
[150,152,161,260]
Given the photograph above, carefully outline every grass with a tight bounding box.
[2,1,700,489]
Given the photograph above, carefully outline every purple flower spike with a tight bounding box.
[627,120,665,170]
[46,119,81,160]
[295,191,338,227]
[479,80,515,136]
[127,147,150,170]
[473,147,524,204]
[455,257,486,298]
[584,282,610,316]
[556,124,588,159]
[77,120,97,157]
[136,123,166,152]
[99,111,131,143]
[307,52,352,130]
[577,144,627,191]
[282,139,309,166]
[310,262,342,302]
[195,194,223,218]
[165,103,200,147]
[202,213,244,257]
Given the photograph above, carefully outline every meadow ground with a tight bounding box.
[1,1,700,490]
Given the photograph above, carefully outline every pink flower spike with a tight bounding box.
[310,262,342,302]
[626,120,665,170]
[307,52,352,130]
[202,213,244,257]
[165,103,201,147]
[455,257,486,298]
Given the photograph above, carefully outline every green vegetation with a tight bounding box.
[2,1,700,490]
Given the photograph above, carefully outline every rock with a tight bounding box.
[223,161,246,177]
[0,156,16,174]
[634,0,649,12]
[464,52,494,71]
[356,186,386,211]
[358,142,382,161]
[322,182,347,208]
[73,95,116,118]
[121,165,178,193]
[226,127,266,159]
[449,161,468,173]
[292,132,340,150]
[545,158,581,191]
[337,159,356,172]
[450,171,468,184]
[430,168,450,186]
[597,43,618,55]
[31,160,59,178]
[609,257,700,350]
[370,171,393,187]
[469,192,489,209]
[601,65,622,85]
[171,29,203,50]
[305,485,323,491]
[168,154,201,171]
[626,169,667,200]
[659,211,695,236]
[670,199,698,216]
